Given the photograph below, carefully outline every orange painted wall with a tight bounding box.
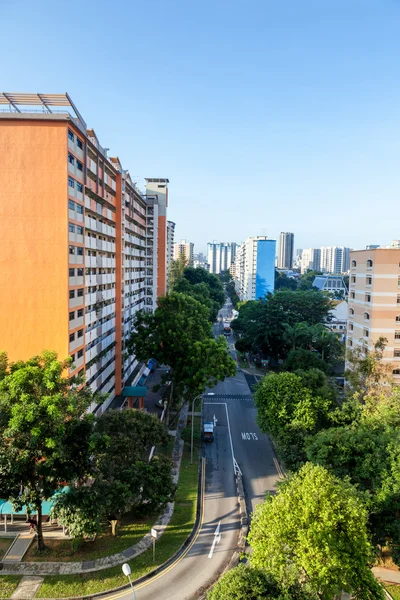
[0,120,69,362]
[157,215,167,297]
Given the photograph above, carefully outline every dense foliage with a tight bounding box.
[248,463,384,600]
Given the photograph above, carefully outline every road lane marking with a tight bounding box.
[241,432,258,440]
[273,457,285,479]
[208,521,221,558]
[204,402,237,475]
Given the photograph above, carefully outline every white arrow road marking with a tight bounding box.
[213,414,218,427]
[208,521,221,558]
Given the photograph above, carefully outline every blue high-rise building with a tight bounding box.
[234,237,276,301]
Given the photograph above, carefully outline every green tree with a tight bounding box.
[345,337,393,403]
[283,322,314,350]
[127,292,236,404]
[207,563,316,600]
[312,325,344,364]
[168,255,188,290]
[174,278,219,322]
[0,351,96,551]
[284,349,328,373]
[298,270,322,290]
[275,270,298,291]
[248,463,382,600]
[180,266,225,307]
[254,372,333,468]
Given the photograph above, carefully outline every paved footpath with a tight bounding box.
[373,566,400,584]
[11,576,43,599]
[3,533,34,562]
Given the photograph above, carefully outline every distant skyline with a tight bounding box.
[2,0,400,252]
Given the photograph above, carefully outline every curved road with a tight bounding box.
[104,300,279,600]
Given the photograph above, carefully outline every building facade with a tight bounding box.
[166,221,175,291]
[0,93,169,412]
[301,248,321,273]
[207,241,237,274]
[346,248,400,381]
[277,232,294,269]
[173,239,194,266]
[234,237,276,301]
[320,246,350,274]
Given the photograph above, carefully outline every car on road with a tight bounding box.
[202,422,214,442]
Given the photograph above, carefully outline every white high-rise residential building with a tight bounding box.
[301,248,321,273]
[320,246,351,274]
[166,221,175,290]
[277,232,294,269]
[207,241,237,274]
[234,237,276,301]
[173,239,194,266]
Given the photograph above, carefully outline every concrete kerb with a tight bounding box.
[0,406,189,578]
[36,455,205,600]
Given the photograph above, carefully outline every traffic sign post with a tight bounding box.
[151,528,158,562]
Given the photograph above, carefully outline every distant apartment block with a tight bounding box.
[320,246,350,274]
[301,248,321,273]
[346,248,400,381]
[173,239,194,266]
[0,92,169,412]
[207,241,237,274]
[166,221,175,291]
[277,232,294,269]
[234,237,276,301]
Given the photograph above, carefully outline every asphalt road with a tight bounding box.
[104,300,279,600]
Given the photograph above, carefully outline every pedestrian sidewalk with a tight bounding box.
[3,533,33,562]
[373,566,400,584]
[11,576,43,599]
[0,403,189,577]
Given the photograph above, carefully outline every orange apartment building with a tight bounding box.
[347,248,400,381]
[0,93,169,412]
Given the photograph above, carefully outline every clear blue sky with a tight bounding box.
[2,0,400,254]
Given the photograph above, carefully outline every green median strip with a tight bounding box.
[37,434,200,599]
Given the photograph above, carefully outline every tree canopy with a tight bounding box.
[248,463,383,600]
[0,351,96,550]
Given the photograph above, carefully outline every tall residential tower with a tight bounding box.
[277,232,294,269]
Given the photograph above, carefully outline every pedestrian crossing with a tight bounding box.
[205,393,253,400]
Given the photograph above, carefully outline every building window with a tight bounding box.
[77,329,84,338]
[364,312,370,320]
[393,369,400,375]
[70,353,75,362]
[77,309,84,318]
[68,200,75,210]
[349,323,354,331]
[69,311,75,321]
[69,290,75,299]
[348,339,353,347]
[68,153,75,165]
[397,295,400,305]
[68,223,75,233]
[77,349,84,359]
[367,259,373,268]
[395,331,400,340]
[364,329,369,337]
[69,268,75,277]
[351,275,356,284]
[76,137,83,149]
[68,176,75,188]
[77,160,83,171]
[69,246,75,255]
[365,294,371,302]
[351,260,356,267]
[349,307,354,315]
[68,129,74,142]
[366,276,372,285]
[77,288,84,297]
[77,268,84,277]
[69,333,75,343]
[76,182,83,193]
[394,349,400,358]
[76,204,84,214]
[350,292,355,299]
[77,247,84,256]
[76,225,84,235]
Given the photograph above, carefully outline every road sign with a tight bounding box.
[151,528,158,539]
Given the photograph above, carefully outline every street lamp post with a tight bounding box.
[191,392,215,464]
[122,563,137,600]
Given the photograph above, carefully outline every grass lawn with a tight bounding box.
[37,436,200,598]
[384,584,400,599]
[0,537,13,560]
[24,514,155,562]
[0,576,21,599]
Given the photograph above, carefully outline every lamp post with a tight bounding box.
[191,392,215,464]
[122,563,137,600]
